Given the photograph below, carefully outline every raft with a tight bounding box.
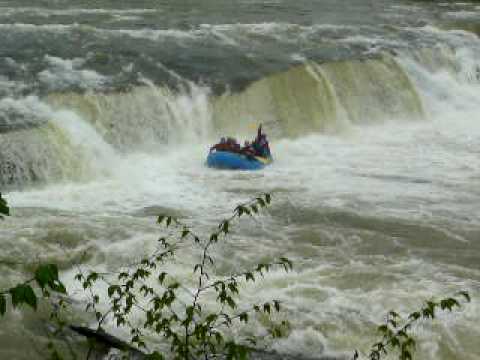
[206,151,272,170]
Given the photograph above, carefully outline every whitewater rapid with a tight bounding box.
[1,1,480,359]
[5,107,480,359]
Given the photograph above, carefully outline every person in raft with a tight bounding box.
[241,140,256,158]
[210,125,270,158]
[251,125,271,158]
[210,137,239,152]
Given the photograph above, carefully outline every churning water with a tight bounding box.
[1,0,479,359]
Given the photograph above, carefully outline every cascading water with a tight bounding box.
[0,96,119,187]
[1,0,480,359]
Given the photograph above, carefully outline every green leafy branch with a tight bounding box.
[353,291,471,360]
[71,193,288,359]
[0,192,474,360]
[0,264,67,316]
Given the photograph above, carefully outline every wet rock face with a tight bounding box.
[0,141,53,188]
[0,159,17,187]
[0,121,45,134]
[0,156,39,188]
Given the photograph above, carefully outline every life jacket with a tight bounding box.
[253,135,270,157]
[212,143,232,152]
[241,145,256,157]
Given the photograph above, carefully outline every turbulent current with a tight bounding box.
[1,0,480,359]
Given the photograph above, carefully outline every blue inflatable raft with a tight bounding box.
[207,151,272,170]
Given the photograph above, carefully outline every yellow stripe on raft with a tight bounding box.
[254,156,272,165]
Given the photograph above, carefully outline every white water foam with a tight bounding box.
[3,26,480,359]
[38,56,108,91]
[0,95,52,125]
[0,7,157,17]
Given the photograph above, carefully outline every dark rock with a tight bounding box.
[69,325,341,360]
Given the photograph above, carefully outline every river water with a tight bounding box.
[1,1,479,359]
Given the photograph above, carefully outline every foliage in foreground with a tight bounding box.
[0,192,9,219]
[0,264,66,317]
[0,192,472,360]
[74,193,290,359]
[354,291,471,360]
[1,193,67,316]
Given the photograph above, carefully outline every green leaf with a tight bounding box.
[263,303,271,314]
[227,282,238,294]
[226,296,236,309]
[426,301,437,312]
[34,264,59,289]
[207,255,214,265]
[422,307,435,319]
[181,228,189,239]
[272,328,282,338]
[168,282,180,290]
[0,295,6,316]
[237,206,244,216]
[0,193,9,218]
[108,285,119,298]
[440,298,459,311]
[206,314,217,324]
[116,273,127,281]
[265,193,271,204]
[273,300,281,312]
[158,272,167,285]
[9,284,37,310]
[116,316,125,326]
[86,272,99,283]
[141,258,150,266]
[404,337,416,348]
[279,257,293,271]
[222,221,229,234]
[378,325,388,333]
[388,311,399,319]
[387,319,397,328]
[245,272,254,282]
[408,311,420,321]
[24,286,37,309]
[145,351,164,360]
[239,312,248,323]
[51,280,67,294]
[256,197,266,207]
[391,337,400,348]
[215,332,223,344]
[401,349,412,360]
[458,291,470,302]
